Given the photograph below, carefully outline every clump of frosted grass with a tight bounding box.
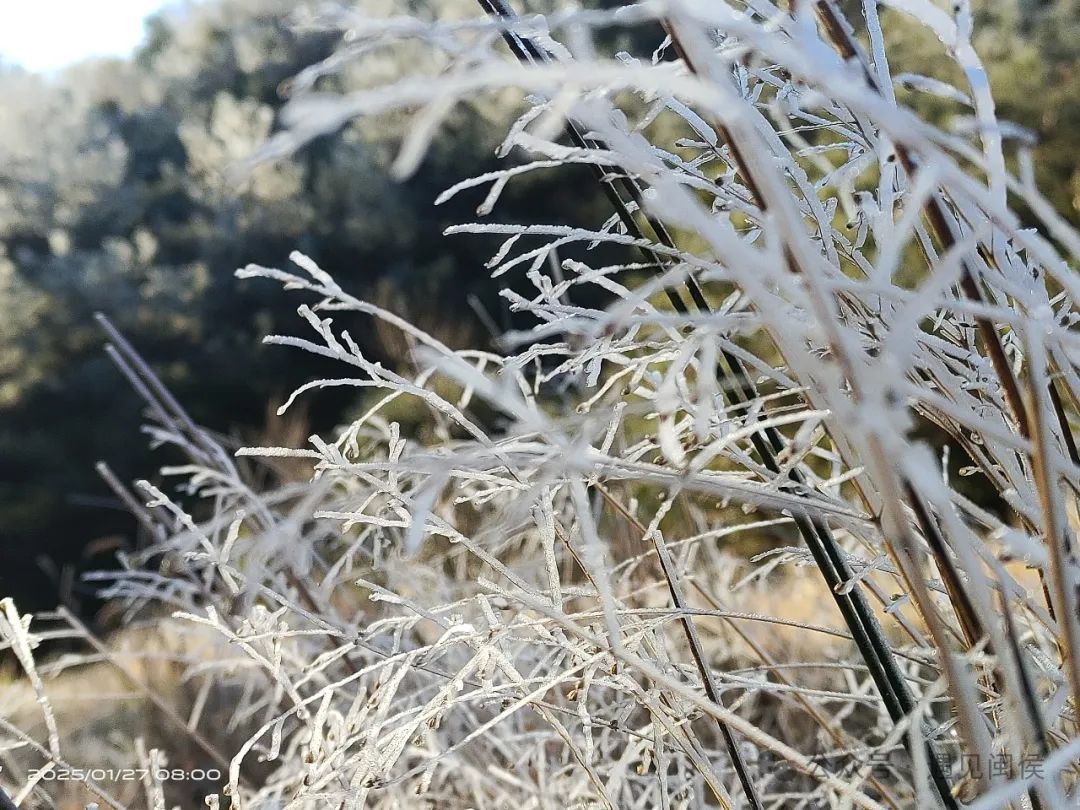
[5,1,1080,808]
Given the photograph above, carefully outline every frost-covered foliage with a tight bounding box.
[7,0,1080,808]
[1,0,604,599]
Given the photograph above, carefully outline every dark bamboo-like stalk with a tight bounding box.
[812,5,1069,804]
[474,4,763,806]
[474,1,960,806]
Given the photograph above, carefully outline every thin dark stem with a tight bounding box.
[475,2,966,806]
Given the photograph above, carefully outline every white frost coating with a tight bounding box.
[895,73,972,106]
[881,0,958,47]
[7,2,1080,809]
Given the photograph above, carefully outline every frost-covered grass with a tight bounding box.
[6,0,1080,807]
